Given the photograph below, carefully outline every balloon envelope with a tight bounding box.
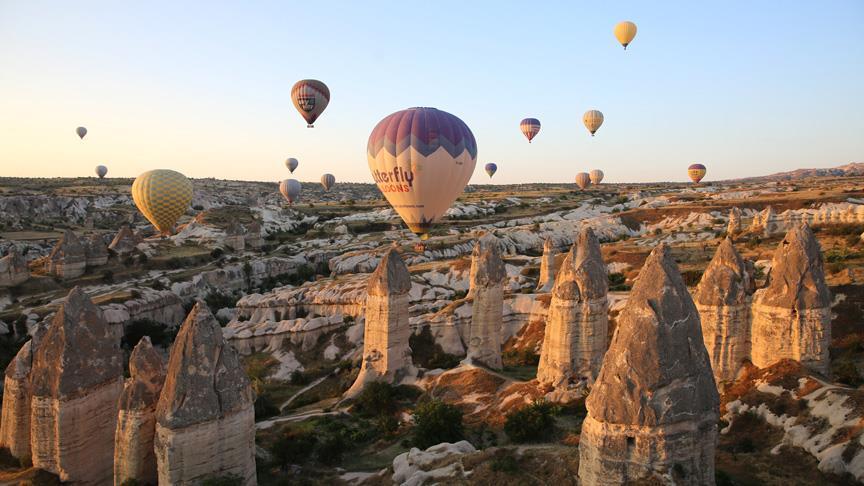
[285,158,299,173]
[95,165,108,179]
[583,110,604,136]
[368,107,477,239]
[688,164,707,183]
[614,21,638,49]
[320,173,336,191]
[280,179,301,203]
[485,163,497,178]
[589,169,604,185]
[575,172,591,190]
[132,170,193,235]
[520,118,541,143]
[76,127,87,139]
[291,79,330,127]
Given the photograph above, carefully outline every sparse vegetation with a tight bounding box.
[412,399,464,449]
[504,399,560,443]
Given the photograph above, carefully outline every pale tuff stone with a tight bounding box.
[466,234,506,370]
[84,234,108,267]
[751,224,831,374]
[346,249,414,396]
[0,247,30,288]
[30,287,124,484]
[244,221,264,249]
[155,302,256,485]
[750,205,778,236]
[579,244,719,485]
[114,337,166,486]
[694,238,754,386]
[537,228,608,387]
[108,225,141,256]
[536,237,557,292]
[726,207,742,235]
[225,222,246,252]
[46,229,86,279]
[0,340,35,459]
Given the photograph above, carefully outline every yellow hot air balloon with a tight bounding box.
[583,110,604,136]
[575,172,591,190]
[614,21,638,50]
[131,170,193,235]
[688,164,707,184]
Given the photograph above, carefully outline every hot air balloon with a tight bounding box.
[368,107,477,239]
[688,164,707,183]
[589,169,604,185]
[485,163,498,178]
[95,165,108,179]
[614,21,638,49]
[131,170,193,235]
[76,127,87,139]
[575,172,591,190]
[291,79,330,128]
[583,110,604,136]
[285,158,299,173]
[280,179,301,204]
[320,173,336,191]
[520,118,541,143]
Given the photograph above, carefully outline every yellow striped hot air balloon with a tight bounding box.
[688,164,707,183]
[583,110,604,136]
[131,170,193,235]
[614,21,638,50]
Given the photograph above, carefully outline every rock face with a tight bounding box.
[346,249,414,397]
[0,338,38,459]
[0,247,30,288]
[46,230,87,279]
[108,225,141,256]
[537,228,608,387]
[751,224,831,374]
[694,238,754,387]
[114,337,166,486]
[244,221,264,249]
[30,287,124,484]
[224,222,246,252]
[536,237,556,292]
[154,303,256,485]
[579,245,719,485]
[727,207,742,235]
[466,235,506,370]
[84,234,108,267]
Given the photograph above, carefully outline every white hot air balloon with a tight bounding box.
[279,179,301,204]
[589,169,604,185]
[95,165,108,179]
[583,110,604,136]
[285,158,299,173]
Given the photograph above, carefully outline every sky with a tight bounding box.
[1,1,862,185]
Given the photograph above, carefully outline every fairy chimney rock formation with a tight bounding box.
[346,249,414,397]
[536,237,557,292]
[466,234,506,370]
[109,225,141,256]
[579,244,719,485]
[726,207,742,236]
[537,228,608,388]
[154,303,257,485]
[694,238,754,387]
[114,337,166,486]
[0,339,36,459]
[751,224,831,374]
[84,234,109,267]
[30,287,124,484]
[46,230,86,279]
[224,222,246,252]
[0,247,30,288]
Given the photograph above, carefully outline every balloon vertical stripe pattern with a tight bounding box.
[575,172,591,190]
[131,170,193,235]
[520,118,541,143]
[589,169,604,185]
[291,80,330,127]
[583,110,604,136]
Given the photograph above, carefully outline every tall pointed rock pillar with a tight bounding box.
[536,237,557,292]
[30,287,124,484]
[694,238,754,387]
[726,207,742,236]
[346,249,414,397]
[154,303,257,485]
[466,234,506,370]
[579,245,719,485]
[537,227,608,387]
[751,224,831,374]
[0,336,38,459]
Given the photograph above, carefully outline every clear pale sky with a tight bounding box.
[1,1,862,184]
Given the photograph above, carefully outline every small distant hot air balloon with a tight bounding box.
[320,173,336,191]
[575,172,591,190]
[368,107,477,239]
[520,118,541,143]
[583,110,604,136]
[589,169,604,185]
[132,169,193,235]
[485,163,498,178]
[285,158,299,173]
[76,127,87,139]
[291,79,330,128]
[280,179,301,204]
[95,165,108,179]
[614,21,638,50]
[688,164,707,183]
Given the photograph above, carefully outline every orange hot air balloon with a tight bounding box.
[291,79,330,128]
[688,164,707,183]
[575,172,591,190]
[520,118,541,143]
[583,110,604,136]
[614,21,638,49]
[589,169,604,185]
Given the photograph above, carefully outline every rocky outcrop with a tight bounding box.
[46,229,86,279]
[346,249,415,396]
[537,228,608,388]
[536,237,556,292]
[751,224,831,374]
[694,238,754,387]
[84,234,108,267]
[750,205,778,236]
[0,247,30,288]
[30,287,124,484]
[114,337,166,486]
[466,235,506,370]
[0,336,39,459]
[225,222,246,252]
[154,303,256,485]
[244,221,264,249]
[108,225,141,256]
[101,289,187,332]
[726,207,742,235]
[579,245,719,485]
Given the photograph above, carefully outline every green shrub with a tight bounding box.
[504,399,560,443]
[412,399,464,449]
[204,291,236,311]
[270,429,317,466]
[608,272,629,291]
[122,319,176,349]
[490,450,520,474]
[354,381,399,417]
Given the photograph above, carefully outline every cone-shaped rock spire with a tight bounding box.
[536,237,557,292]
[466,234,506,370]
